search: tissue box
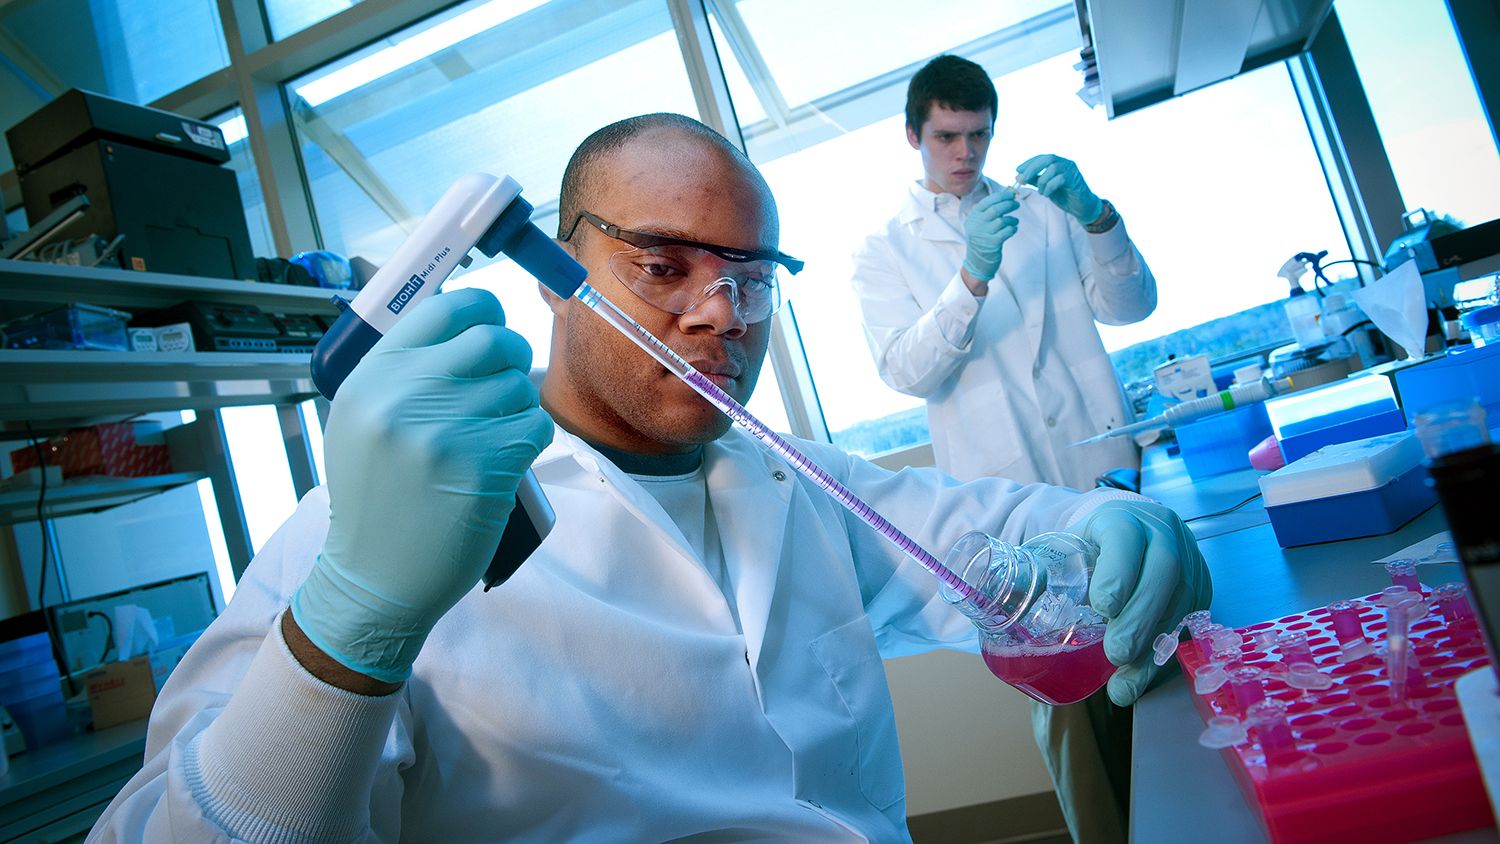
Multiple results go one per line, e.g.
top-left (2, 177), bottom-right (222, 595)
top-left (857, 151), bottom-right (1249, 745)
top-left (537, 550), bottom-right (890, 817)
top-left (85, 655), bottom-right (157, 730)
top-left (1260, 431), bottom-right (1437, 547)
top-left (9, 422), bottom-right (173, 478)
top-left (1393, 342), bottom-right (1500, 426)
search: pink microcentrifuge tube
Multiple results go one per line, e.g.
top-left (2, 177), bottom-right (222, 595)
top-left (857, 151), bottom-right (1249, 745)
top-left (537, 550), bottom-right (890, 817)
top-left (1384, 558), bottom-right (1421, 592)
top-left (1196, 623), bottom-right (1229, 660)
top-left (1227, 665), bottom-right (1266, 712)
top-left (1246, 699), bottom-right (1296, 754)
top-left (1434, 582), bottom-right (1474, 625)
top-left (1275, 629), bottom-right (1315, 667)
top-left (1327, 599), bottom-right (1374, 662)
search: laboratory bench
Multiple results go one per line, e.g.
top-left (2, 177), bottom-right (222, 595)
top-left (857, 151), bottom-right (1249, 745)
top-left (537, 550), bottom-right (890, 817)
top-left (1131, 444), bottom-right (1498, 843)
top-left (0, 718), bottom-right (146, 841)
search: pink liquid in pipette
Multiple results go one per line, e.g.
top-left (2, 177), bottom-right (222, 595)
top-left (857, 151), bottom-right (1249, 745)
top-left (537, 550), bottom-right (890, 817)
top-left (981, 629), bottom-right (1116, 705)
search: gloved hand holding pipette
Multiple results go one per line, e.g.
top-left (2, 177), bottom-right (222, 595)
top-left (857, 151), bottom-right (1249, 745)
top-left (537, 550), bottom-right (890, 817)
top-left (1015, 153), bottom-right (1105, 225)
top-left (292, 289), bottom-right (555, 683)
top-left (1078, 499), bottom-right (1213, 706)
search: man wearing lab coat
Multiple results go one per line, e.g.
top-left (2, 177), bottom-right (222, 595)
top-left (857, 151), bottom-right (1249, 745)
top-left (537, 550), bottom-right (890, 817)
top-left (89, 114), bottom-right (1206, 843)
top-left (852, 55), bottom-right (1156, 492)
top-left (851, 56), bottom-right (1159, 844)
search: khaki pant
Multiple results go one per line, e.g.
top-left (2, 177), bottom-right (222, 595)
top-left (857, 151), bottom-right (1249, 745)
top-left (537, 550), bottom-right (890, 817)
top-left (1031, 693), bottom-right (1132, 844)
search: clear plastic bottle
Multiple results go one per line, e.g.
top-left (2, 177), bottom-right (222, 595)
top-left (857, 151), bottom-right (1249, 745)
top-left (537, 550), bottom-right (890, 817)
top-left (940, 531), bottom-right (1114, 705)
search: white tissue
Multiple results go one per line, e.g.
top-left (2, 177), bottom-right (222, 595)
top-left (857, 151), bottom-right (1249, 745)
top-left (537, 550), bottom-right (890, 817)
top-left (1352, 261), bottom-right (1428, 360)
top-left (112, 604), bottom-right (160, 660)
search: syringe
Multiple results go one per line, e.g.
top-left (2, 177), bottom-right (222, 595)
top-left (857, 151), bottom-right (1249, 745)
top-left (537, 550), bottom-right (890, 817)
top-left (572, 281), bottom-right (994, 612)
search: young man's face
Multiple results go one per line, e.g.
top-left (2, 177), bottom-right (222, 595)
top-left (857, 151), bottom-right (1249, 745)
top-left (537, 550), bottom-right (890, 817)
top-left (543, 129), bottom-right (779, 454)
top-left (907, 104), bottom-right (995, 198)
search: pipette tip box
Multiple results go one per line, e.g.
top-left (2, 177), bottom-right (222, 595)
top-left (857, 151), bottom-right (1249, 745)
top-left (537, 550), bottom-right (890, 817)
top-left (1258, 432), bottom-right (1436, 548)
top-left (1177, 592), bottom-right (1494, 843)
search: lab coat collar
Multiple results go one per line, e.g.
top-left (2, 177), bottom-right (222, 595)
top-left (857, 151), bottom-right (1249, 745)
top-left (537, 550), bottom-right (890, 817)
top-left (898, 177), bottom-right (998, 244)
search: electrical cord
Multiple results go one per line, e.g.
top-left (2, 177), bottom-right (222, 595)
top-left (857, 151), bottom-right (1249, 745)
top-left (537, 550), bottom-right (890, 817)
top-left (1184, 491), bottom-right (1264, 523)
top-left (86, 610), bottom-right (114, 665)
top-left (24, 422), bottom-right (77, 695)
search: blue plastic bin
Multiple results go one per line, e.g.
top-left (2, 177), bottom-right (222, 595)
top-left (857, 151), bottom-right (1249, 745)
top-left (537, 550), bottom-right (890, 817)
top-left (1175, 403), bottom-right (1272, 479)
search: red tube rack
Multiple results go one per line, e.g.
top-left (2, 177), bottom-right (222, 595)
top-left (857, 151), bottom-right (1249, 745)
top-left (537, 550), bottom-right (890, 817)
top-left (1176, 592), bottom-right (1496, 843)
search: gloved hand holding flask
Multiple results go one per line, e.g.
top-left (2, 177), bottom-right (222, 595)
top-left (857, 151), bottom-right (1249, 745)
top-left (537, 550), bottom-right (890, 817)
top-left (292, 289), bottom-right (555, 683)
top-left (942, 499), bottom-right (1211, 707)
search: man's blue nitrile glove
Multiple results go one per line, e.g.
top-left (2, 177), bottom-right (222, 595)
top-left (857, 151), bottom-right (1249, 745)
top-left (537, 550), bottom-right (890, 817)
top-left (291, 288), bottom-right (554, 683)
top-left (1079, 500), bottom-right (1212, 706)
top-left (961, 189), bottom-right (1020, 283)
top-left (1016, 154), bottom-right (1104, 225)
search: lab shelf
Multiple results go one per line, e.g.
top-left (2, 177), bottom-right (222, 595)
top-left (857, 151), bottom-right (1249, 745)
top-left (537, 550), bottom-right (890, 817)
top-left (0, 258), bottom-right (345, 318)
top-left (0, 472), bottom-right (207, 525)
top-left (0, 349), bottom-right (318, 421)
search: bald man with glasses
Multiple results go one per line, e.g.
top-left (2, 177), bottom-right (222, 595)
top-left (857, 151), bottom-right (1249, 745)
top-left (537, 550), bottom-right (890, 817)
top-left (91, 113), bottom-right (1206, 844)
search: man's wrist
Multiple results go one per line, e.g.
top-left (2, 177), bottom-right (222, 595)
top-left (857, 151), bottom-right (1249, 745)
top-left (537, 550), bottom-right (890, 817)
top-left (283, 610), bottom-right (403, 696)
top-left (1083, 198), bottom-right (1119, 234)
top-left (960, 266), bottom-right (990, 296)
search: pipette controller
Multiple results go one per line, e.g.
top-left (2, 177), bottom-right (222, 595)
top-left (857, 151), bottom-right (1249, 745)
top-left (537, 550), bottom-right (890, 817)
top-left (1073, 375), bottom-right (1295, 447)
top-left (316, 174), bottom-right (994, 614)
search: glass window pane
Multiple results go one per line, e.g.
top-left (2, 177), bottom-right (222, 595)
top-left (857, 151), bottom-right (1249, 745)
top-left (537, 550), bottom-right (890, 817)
top-left (753, 51), bottom-right (1348, 455)
top-left (0, 0), bottom-right (228, 107)
top-left (264, 0), bottom-right (363, 41)
top-left (288, 0), bottom-right (699, 370)
top-left (1337, 0), bottom-right (1500, 226)
top-left (220, 406), bottom-right (298, 554)
top-left (709, 0), bottom-right (1063, 110)
top-left (210, 107), bottom-right (275, 259)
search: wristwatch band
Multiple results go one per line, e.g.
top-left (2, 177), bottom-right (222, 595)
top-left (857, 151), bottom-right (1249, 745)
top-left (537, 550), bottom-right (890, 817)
top-left (1083, 199), bottom-right (1119, 234)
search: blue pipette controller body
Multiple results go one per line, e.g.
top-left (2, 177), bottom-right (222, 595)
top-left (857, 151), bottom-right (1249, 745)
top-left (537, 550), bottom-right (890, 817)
top-left (312, 173), bottom-right (586, 590)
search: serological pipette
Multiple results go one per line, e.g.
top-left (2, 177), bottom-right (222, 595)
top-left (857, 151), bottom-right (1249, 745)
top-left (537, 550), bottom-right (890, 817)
top-left (572, 281), bottom-right (998, 615)
top-left (1073, 376), bottom-right (1295, 447)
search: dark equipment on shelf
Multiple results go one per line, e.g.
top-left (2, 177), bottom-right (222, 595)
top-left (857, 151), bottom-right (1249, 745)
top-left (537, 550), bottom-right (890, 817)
top-left (5, 89), bottom-right (255, 281)
top-left (134, 301), bottom-right (323, 353)
top-left (135, 301), bottom-right (279, 353)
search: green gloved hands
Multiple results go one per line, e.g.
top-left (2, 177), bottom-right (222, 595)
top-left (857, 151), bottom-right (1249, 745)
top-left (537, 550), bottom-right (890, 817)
top-left (1078, 500), bottom-right (1212, 706)
top-left (292, 288), bottom-right (554, 683)
top-left (1016, 154), bottom-right (1105, 225)
top-left (960, 190), bottom-right (1020, 282)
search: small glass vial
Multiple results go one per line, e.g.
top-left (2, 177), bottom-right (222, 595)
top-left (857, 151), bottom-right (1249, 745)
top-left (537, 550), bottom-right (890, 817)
top-left (942, 531), bottom-right (1114, 706)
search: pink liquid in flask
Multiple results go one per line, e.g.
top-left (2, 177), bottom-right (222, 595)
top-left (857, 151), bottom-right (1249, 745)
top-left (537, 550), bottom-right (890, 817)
top-left (981, 628), bottom-right (1116, 705)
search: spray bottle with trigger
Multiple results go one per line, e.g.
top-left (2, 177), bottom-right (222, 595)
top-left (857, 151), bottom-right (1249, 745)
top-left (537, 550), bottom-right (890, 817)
top-left (312, 174), bottom-right (586, 590)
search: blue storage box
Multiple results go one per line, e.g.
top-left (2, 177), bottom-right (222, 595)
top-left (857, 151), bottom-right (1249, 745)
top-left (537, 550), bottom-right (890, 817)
top-left (1259, 431), bottom-right (1437, 548)
top-left (1393, 342), bottom-right (1500, 426)
top-left (1175, 403), bottom-right (1272, 479)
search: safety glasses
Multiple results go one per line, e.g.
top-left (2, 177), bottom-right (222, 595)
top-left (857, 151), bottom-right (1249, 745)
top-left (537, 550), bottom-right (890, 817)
top-left (561, 211), bottom-right (803, 324)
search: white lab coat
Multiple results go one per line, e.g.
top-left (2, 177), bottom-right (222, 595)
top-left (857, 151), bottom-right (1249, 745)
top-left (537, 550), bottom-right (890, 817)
top-left (90, 426), bottom-right (1118, 843)
top-left (852, 180), bottom-right (1157, 491)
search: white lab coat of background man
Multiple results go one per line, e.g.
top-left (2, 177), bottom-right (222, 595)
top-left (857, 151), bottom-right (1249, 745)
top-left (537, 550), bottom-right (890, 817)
top-left (852, 56), bottom-right (1157, 492)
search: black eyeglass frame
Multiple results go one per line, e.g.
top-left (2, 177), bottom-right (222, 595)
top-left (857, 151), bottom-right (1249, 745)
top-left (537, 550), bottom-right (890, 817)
top-left (561, 210), bottom-right (804, 275)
